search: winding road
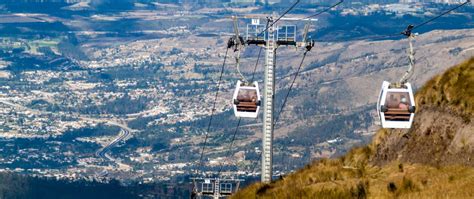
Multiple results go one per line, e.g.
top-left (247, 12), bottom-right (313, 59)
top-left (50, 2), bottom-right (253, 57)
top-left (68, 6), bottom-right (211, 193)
top-left (94, 128), bottom-right (131, 161)
top-left (0, 98), bottom-right (135, 167)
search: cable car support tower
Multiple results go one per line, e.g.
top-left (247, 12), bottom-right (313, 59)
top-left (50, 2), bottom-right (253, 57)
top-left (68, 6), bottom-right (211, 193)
top-left (231, 15), bottom-right (316, 183)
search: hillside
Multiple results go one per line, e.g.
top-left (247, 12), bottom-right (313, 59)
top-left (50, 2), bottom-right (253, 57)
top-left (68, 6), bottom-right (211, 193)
top-left (232, 57), bottom-right (474, 198)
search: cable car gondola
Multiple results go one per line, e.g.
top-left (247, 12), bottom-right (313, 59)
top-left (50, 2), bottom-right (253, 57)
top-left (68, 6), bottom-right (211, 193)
top-left (377, 25), bottom-right (417, 129)
top-left (377, 81), bottom-right (415, 129)
top-left (232, 80), bottom-right (261, 118)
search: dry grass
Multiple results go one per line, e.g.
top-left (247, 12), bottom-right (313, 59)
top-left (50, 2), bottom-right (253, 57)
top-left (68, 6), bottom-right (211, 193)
top-left (416, 57), bottom-right (474, 118)
top-left (232, 158), bottom-right (371, 199)
top-left (233, 150), bottom-right (474, 199)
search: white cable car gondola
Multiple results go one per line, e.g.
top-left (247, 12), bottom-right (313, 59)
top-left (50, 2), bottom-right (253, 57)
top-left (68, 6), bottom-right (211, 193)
top-left (377, 25), bottom-right (418, 129)
top-left (377, 81), bottom-right (416, 129)
top-left (232, 80), bottom-right (261, 118)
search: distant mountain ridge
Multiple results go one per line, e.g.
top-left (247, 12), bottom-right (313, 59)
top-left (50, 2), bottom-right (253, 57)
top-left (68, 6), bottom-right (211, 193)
top-left (232, 57), bottom-right (474, 198)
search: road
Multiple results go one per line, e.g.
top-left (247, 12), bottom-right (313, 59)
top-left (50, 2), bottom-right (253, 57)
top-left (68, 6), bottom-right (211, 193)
top-left (94, 127), bottom-right (132, 171)
top-left (94, 128), bottom-right (130, 160)
top-left (0, 98), bottom-right (135, 168)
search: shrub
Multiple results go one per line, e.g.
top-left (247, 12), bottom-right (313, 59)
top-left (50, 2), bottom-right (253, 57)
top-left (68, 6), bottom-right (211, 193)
top-left (387, 182), bottom-right (397, 193)
top-left (399, 177), bottom-right (419, 193)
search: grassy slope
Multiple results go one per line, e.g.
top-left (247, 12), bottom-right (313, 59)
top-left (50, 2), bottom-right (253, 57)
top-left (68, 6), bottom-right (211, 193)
top-left (232, 57), bottom-right (474, 199)
top-left (416, 56), bottom-right (474, 117)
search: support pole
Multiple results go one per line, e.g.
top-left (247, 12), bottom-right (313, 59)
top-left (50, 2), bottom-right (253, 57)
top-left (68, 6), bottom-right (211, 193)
top-left (237, 15), bottom-right (315, 183)
top-left (262, 17), bottom-right (276, 183)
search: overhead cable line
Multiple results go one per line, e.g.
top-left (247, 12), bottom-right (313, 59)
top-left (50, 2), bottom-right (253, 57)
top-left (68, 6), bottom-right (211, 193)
top-left (305, 0), bottom-right (344, 19)
top-left (273, 50), bottom-right (309, 129)
top-left (251, 47), bottom-right (263, 81)
top-left (411, 0), bottom-right (471, 32)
